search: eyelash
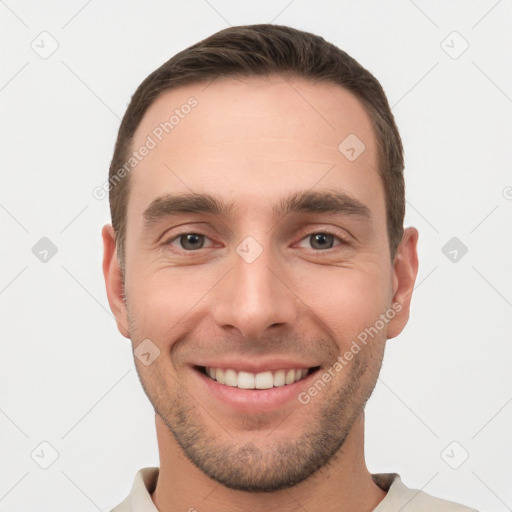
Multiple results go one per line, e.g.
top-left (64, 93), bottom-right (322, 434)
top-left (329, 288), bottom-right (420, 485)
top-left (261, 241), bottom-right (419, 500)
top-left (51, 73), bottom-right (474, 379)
top-left (162, 229), bottom-right (350, 253)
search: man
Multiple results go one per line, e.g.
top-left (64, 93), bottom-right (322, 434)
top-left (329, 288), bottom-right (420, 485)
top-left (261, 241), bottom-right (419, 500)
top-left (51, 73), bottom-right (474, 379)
top-left (102, 24), bottom-right (477, 512)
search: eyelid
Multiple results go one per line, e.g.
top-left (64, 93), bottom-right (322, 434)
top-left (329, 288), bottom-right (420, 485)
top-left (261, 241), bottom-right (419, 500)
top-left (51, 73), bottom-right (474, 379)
top-left (156, 222), bottom-right (212, 244)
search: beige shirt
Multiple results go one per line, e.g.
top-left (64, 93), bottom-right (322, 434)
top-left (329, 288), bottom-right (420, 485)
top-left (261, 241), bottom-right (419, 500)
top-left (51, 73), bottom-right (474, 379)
top-left (111, 467), bottom-right (478, 512)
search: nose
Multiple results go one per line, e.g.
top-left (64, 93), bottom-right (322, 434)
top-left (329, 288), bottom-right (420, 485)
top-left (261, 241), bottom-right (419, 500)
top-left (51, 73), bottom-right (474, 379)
top-left (210, 242), bottom-right (300, 340)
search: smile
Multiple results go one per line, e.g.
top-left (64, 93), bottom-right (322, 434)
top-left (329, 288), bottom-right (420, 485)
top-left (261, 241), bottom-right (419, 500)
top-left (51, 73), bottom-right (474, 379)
top-left (198, 366), bottom-right (319, 390)
top-left (192, 363), bottom-right (322, 413)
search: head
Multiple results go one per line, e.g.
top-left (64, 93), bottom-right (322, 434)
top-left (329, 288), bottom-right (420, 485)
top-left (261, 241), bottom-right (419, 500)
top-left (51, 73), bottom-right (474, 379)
top-left (103, 24), bottom-right (418, 492)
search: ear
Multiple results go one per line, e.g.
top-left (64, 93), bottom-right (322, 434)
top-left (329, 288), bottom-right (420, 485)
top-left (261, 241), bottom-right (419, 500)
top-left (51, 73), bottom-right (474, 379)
top-left (102, 224), bottom-right (130, 338)
top-left (387, 227), bottom-right (419, 339)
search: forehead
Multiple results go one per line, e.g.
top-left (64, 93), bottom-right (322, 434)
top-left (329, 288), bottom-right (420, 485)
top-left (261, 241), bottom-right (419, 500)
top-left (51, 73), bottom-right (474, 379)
top-left (128, 75), bottom-right (382, 221)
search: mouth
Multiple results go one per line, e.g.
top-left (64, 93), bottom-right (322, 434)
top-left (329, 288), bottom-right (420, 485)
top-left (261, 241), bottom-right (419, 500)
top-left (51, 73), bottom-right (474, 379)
top-left (191, 364), bottom-right (322, 413)
top-left (194, 365), bottom-right (321, 390)
top-left (189, 356), bottom-right (323, 416)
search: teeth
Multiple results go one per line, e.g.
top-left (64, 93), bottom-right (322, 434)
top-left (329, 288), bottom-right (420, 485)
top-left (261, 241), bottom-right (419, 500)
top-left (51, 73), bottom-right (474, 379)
top-left (255, 371), bottom-right (273, 389)
top-left (204, 367), bottom-right (311, 389)
top-left (273, 369), bottom-right (285, 387)
top-left (238, 371), bottom-right (255, 389)
top-left (224, 369), bottom-right (238, 387)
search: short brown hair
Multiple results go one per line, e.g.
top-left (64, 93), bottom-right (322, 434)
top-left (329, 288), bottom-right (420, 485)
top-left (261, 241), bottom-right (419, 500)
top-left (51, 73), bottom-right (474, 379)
top-left (108, 24), bottom-right (404, 266)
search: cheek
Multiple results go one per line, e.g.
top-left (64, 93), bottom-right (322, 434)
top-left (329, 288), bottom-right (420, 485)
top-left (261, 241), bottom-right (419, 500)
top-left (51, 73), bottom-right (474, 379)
top-left (291, 265), bottom-right (392, 342)
top-left (125, 268), bottom-right (219, 340)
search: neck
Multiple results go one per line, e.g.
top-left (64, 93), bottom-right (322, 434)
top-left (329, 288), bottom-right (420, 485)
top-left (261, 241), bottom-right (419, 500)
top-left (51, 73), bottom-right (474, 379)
top-left (151, 412), bottom-right (386, 512)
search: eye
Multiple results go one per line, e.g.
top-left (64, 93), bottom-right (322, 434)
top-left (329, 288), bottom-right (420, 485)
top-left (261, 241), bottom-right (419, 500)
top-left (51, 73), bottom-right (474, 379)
top-left (162, 230), bottom-right (349, 254)
top-left (165, 233), bottom-right (215, 251)
top-left (296, 231), bottom-right (348, 251)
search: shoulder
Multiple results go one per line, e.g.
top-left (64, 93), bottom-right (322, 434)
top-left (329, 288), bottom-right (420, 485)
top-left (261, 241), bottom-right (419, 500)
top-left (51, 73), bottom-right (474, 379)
top-left (372, 473), bottom-right (479, 512)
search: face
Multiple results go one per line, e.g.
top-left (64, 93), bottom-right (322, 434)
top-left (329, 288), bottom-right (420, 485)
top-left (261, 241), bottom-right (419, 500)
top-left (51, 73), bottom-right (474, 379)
top-left (103, 76), bottom-right (418, 492)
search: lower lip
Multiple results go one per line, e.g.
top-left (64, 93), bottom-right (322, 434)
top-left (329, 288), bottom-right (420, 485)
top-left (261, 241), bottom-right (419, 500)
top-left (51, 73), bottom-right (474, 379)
top-left (192, 367), bottom-right (320, 413)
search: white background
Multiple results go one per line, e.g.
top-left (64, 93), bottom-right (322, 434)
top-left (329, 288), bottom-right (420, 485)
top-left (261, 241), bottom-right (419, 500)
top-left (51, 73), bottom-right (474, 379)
top-left (1, 1), bottom-right (511, 511)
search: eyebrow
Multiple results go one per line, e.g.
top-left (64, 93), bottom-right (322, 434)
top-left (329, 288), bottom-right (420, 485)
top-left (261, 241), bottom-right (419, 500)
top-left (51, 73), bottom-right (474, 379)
top-left (142, 189), bottom-right (371, 228)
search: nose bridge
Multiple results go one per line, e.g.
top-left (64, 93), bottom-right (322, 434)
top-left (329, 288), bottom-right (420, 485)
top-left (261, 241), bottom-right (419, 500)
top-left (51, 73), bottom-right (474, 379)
top-left (210, 236), bottom-right (298, 339)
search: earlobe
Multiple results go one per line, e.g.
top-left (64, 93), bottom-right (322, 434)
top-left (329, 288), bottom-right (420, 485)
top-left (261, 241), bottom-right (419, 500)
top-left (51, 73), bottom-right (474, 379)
top-left (102, 224), bottom-right (130, 338)
top-left (387, 227), bottom-right (419, 339)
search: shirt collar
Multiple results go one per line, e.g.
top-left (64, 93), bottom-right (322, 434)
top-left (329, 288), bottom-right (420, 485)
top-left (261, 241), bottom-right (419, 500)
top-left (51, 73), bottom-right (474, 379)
top-left (112, 467), bottom-right (159, 512)
top-left (112, 468), bottom-right (405, 512)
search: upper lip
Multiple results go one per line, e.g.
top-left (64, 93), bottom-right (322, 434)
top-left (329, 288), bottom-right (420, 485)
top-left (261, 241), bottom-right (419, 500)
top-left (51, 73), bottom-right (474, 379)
top-left (192, 359), bottom-right (320, 374)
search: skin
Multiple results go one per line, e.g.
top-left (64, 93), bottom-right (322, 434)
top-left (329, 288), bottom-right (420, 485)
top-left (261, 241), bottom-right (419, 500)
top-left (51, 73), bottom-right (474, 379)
top-left (103, 75), bottom-right (419, 512)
